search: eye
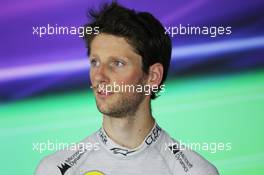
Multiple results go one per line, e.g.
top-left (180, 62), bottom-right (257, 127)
top-left (90, 59), bottom-right (99, 67)
top-left (111, 60), bottom-right (125, 67)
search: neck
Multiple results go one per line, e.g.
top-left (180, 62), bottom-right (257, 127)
top-left (102, 99), bottom-right (155, 149)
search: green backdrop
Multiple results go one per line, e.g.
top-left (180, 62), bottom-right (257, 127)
top-left (1, 70), bottom-right (264, 174)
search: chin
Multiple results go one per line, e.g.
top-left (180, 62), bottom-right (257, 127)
top-left (96, 100), bottom-right (111, 114)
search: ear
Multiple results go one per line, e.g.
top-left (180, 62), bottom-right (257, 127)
top-left (147, 63), bottom-right (164, 87)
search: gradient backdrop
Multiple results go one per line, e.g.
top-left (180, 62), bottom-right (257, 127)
top-left (0, 0), bottom-right (264, 174)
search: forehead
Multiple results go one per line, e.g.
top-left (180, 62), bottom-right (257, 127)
top-left (90, 33), bottom-right (139, 59)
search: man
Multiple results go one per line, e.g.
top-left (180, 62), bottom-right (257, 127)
top-left (35, 2), bottom-right (219, 175)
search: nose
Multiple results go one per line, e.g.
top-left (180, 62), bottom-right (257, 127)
top-left (91, 64), bottom-right (109, 84)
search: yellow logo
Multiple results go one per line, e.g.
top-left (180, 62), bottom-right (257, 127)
top-left (83, 171), bottom-right (105, 175)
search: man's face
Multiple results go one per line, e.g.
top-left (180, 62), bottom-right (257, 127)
top-left (89, 33), bottom-right (148, 118)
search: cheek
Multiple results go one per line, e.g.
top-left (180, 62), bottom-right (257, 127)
top-left (89, 70), bottom-right (96, 82)
top-left (113, 70), bottom-right (143, 85)
top-left (89, 71), bottom-right (93, 83)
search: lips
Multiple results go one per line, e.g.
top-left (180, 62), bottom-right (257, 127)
top-left (97, 91), bottom-right (113, 95)
top-left (96, 88), bottom-right (114, 98)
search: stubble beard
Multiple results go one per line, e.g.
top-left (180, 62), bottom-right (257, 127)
top-left (95, 77), bottom-right (147, 118)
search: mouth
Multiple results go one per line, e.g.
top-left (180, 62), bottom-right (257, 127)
top-left (96, 89), bottom-right (114, 98)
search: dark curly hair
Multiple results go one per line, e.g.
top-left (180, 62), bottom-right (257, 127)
top-left (83, 1), bottom-right (171, 99)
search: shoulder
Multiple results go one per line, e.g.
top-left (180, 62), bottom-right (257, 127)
top-left (35, 132), bottom-right (99, 175)
top-left (156, 130), bottom-right (219, 175)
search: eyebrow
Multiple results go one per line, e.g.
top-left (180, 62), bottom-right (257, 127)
top-left (89, 54), bottom-right (130, 61)
top-left (89, 53), bottom-right (99, 59)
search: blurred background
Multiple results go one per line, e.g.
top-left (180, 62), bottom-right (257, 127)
top-left (0, 0), bottom-right (264, 174)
